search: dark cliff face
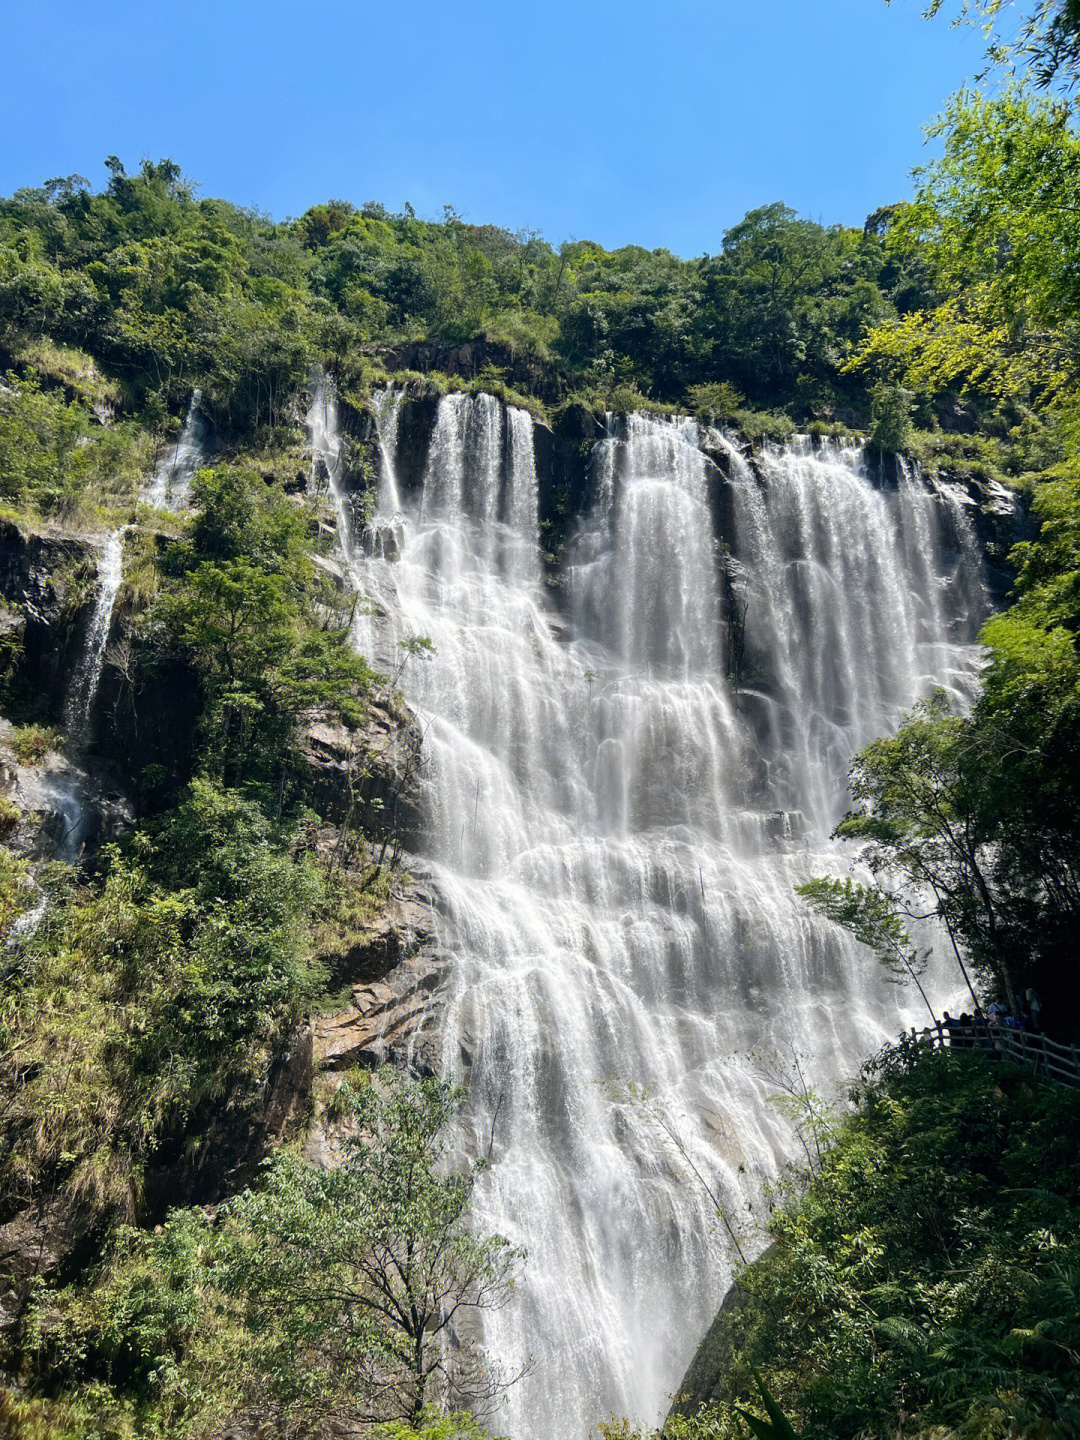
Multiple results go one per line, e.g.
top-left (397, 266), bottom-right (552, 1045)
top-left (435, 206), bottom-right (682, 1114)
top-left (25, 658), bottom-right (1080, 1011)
top-left (0, 520), bottom-right (96, 723)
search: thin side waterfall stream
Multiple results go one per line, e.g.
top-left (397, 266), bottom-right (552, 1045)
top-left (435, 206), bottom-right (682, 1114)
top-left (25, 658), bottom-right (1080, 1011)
top-left (28, 524), bottom-right (133, 871)
top-left (321, 388), bottom-right (988, 1437)
top-left (147, 388), bottom-right (209, 510)
top-left (64, 526), bottom-right (128, 753)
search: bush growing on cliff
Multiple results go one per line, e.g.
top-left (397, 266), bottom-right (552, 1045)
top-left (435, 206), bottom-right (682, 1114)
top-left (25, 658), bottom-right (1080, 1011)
top-left (144, 463), bottom-right (376, 795)
top-left (0, 372), bottom-right (148, 517)
top-left (866, 381), bottom-right (913, 453)
top-left (0, 783), bottom-right (324, 1229)
top-left (25, 1077), bottom-right (520, 1439)
top-left (10, 723), bottom-right (60, 764)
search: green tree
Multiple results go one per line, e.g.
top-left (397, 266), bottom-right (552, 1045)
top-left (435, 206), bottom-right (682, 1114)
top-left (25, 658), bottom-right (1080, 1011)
top-left (851, 90), bottom-right (1080, 416)
top-left (218, 1076), bottom-right (524, 1427)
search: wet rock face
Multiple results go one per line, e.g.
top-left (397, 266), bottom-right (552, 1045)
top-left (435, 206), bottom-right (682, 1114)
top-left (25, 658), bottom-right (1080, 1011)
top-left (313, 874), bottom-right (448, 1079)
top-left (0, 720), bottom-right (133, 862)
top-left (0, 521), bottom-right (95, 720)
top-left (666, 1244), bottom-right (780, 1419)
top-left (0, 521), bottom-right (91, 625)
top-left (297, 698), bottom-right (425, 849)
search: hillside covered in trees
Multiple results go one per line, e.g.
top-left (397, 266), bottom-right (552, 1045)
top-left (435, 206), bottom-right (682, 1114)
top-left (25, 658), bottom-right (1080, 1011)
top-left (0, 0), bottom-right (1079, 1436)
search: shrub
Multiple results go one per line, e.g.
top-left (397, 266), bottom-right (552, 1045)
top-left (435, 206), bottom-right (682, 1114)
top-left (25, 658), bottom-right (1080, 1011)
top-left (11, 723), bottom-right (60, 764)
top-left (0, 793), bottom-right (21, 837)
top-left (867, 382), bottom-right (913, 453)
top-left (687, 381), bottom-right (746, 425)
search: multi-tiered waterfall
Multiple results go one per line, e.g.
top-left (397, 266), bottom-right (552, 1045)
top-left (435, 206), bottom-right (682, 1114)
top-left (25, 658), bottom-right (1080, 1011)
top-left (334, 391), bottom-right (987, 1438)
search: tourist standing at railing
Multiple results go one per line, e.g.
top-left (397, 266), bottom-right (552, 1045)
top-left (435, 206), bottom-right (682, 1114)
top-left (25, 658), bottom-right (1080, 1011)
top-left (1026, 988), bottom-right (1043, 1033)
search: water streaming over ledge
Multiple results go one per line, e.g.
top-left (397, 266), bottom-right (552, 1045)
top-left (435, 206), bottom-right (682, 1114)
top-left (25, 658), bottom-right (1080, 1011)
top-left (326, 390), bottom-right (988, 1437)
top-left (147, 388), bottom-right (209, 510)
top-left (64, 526), bottom-right (128, 752)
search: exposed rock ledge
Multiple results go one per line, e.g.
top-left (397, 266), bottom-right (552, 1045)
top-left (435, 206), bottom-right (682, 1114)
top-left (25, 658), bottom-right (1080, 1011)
top-left (316, 871), bottom-right (446, 1066)
top-left (297, 699), bottom-right (425, 849)
top-left (668, 1242), bottom-right (780, 1419)
top-left (306, 869), bottom-right (451, 1169)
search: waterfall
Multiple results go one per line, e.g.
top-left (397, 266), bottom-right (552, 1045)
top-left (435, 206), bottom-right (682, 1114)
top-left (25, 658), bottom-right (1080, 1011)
top-left (64, 526), bottom-right (127, 752)
top-left (340, 395), bottom-right (988, 1437)
top-left (724, 434), bottom-right (986, 833)
top-left (372, 382), bottom-right (405, 514)
top-left (7, 889), bottom-right (48, 946)
top-left (147, 388), bottom-right (208, 510)
top-left (306, 376), bottom-right (370, 587)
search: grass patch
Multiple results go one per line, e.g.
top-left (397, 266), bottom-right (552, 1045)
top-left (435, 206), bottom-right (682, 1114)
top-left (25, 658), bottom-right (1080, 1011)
top-left (11, 724), bottom-right (61, 764)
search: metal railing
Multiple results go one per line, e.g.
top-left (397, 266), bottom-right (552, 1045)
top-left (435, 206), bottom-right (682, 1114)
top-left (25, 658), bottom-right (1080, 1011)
top-left (907, 1020), bottom-right (1080, 1090)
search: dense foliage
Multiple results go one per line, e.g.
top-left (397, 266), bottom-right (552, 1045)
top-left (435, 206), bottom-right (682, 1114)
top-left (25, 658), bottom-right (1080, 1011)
top-left (21, 1077), bottom-right (518, 1439)
top-left (0, 158), bottom-right (936, 439)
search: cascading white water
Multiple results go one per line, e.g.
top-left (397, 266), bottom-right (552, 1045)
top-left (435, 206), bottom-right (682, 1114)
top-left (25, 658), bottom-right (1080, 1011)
top-left (147, 388), bottom-right (208, 510)
top-left (306, 378), bottom-right (370, 585)
top-left (7, 889), bottom-right (48, 946)
top-left (722, 433), bottom-right (986, 833)
top-left (372, 383), bottom-right (405, 514)
top-left (334, 395), bottom-right (987, 1437)
top-left (64, 526), bottom-right (127, 751)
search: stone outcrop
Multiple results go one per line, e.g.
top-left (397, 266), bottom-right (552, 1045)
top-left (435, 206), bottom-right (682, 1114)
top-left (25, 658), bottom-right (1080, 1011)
top-left (0, 519), bottom-right (96, 719)
top-left (0, 720), bottom-right (133, 862)
top-left (667, 1243), bottom-right (780, 1419)
top-left (313, 874), bottom-right (447, 1078)
top-left (297, 698), bottom-right (425, 848)
top-left (305, 869), bottom-right (451, 1170)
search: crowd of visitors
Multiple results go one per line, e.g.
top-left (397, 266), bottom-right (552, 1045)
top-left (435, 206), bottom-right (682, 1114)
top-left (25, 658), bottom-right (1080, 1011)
top-left (902, 989), bottom-right (1080, 1077)
top-left (939, 990), bottom-right (1044, 1049)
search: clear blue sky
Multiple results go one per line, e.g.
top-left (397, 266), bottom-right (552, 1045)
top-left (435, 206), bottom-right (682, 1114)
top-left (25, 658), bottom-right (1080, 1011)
top-left (0, 0), bottom-right (990, 256)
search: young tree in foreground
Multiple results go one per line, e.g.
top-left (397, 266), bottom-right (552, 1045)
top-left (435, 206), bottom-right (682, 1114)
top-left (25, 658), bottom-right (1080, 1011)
top-left (30, 1075), bottom-right (523, 1437)
top-left (218, 1074), bottom-right (525, 1429)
